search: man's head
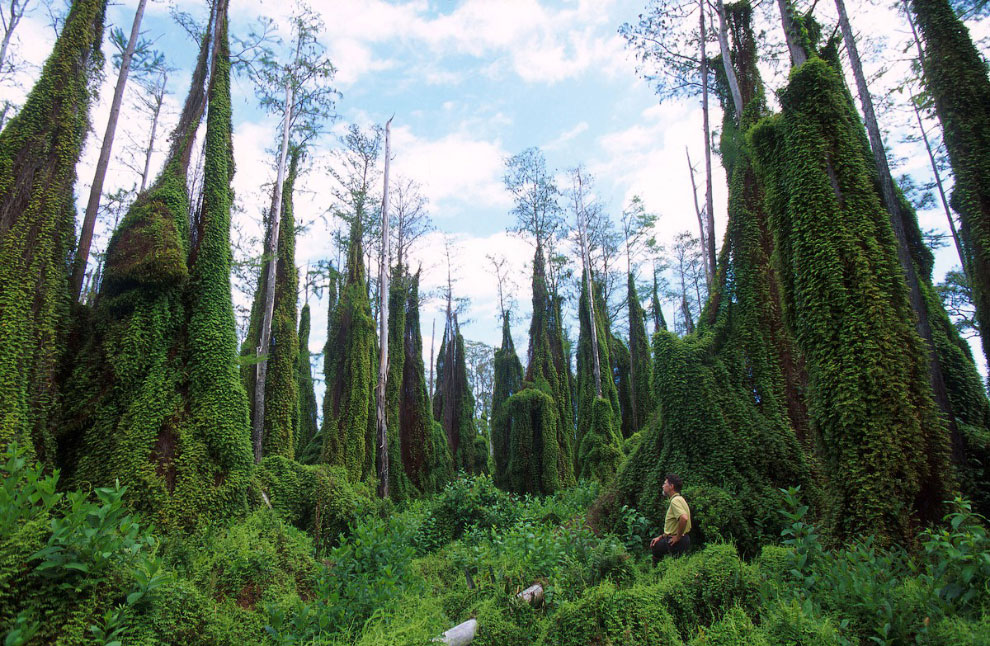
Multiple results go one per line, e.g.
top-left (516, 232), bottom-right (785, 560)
top-left (662, 474), bottom-right (682, 497)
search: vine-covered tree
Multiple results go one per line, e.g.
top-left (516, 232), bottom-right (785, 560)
top-left (295, 302), bottom-right (319, 457)
top-left (433, 313), bottom-right (486, 475)
top-left (491, 314), bottom-right (523, 489)
top-left (62, 3), bottom-right (255, 529)
top-left (241, 148), bottom-right (301, 460)
top-left (0, 0), bottom-right (106, 460)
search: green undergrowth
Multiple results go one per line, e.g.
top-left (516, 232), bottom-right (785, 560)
top-left (3, 451), bottom-right (989, 645)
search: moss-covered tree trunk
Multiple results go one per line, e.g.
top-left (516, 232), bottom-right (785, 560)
top-left (751, 58), bottom-right (951, 544)
top-left (575, 279), bottom-right (622, 481)
top-left (295, 302), bottom-right (319, 458)
top-left (399, 273), bottom-right (452, 493)
top-left (627, 274), bottom-right (655, 433)
top-left (491, 315), bottom-right (522, 489)
top-left (61, 5), bottom-right (254, 530)
top-left (383, 269), bottom-right (415, 501)
top-left (241, 149), bottom-right (300, 460)
top-left (0, 0), bottom-right (106, 461)
top-left (433, 314), bottom-right (485, 474)
top-left (321, 213), bottom-right (377, 481)
top-left (911, 0), bottom-right (990, 370)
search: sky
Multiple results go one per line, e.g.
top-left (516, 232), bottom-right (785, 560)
top-left (3, 0), bottom-right (988, 398)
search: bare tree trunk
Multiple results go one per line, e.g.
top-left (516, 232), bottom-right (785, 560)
top-left (836, 0), bottom-right (962, 463)
top-left (715, 0), bottom-right (743, 123)
top-left (140, 85), bottom-right (164, 193)
top-left (71, 0), bottom-right (148, 299)
top-left (686, 147), bottom-right (711, 287)
top-left (700, 0), bottom-right (717, 283)
top-left (582, 233), bottom-right (602, 398)
top-left (913, 100), bottom-right (967, 276)
top-left (376, 117), bottom-right (392, 499)
top-left (252, 78), bottom-right (294, 464)
top-left (777, 0), bottom-right (808, 66)
top-left (0, 0), bottom-right (29, 73)
top-left (429, 317), bottom-right (436, 398)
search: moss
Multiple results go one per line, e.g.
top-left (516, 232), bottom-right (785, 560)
top-left (0, 0), bottom-right (106, 461)
top-left (491, 315), bottom-right (523, 489)
top-left (751, 58), bottom-right (951, 543)
top-left (321, 209), bottom-right (377, 481)
top-left (539, 580), bottom-right (681, 645)
top-left (295, 303), bottom-right (319, 457)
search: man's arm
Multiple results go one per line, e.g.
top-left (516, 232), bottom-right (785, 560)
top-left (669, 514), bottom-right (688, 545)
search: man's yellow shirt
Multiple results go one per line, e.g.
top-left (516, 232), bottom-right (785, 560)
top-left (664, 493), bottom-right (691, 535)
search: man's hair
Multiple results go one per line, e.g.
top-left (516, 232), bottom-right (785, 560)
top-left (664, 473), bottom-right (682, 492)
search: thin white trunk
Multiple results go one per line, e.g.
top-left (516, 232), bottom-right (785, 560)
top-left (686, 147), bottom-right (711, 288)
top-left (252, 78), bottom-right (294, 463)
top-left (0, 0), bottom-right (28, 73)
top-left (715, 0), bottom-right (744, 122)
top-left (376, 117), bottom-right (392, 499)
top-left (140, 88), bottom-right (164, 193)
top-left (700, 0), bottom-right (716, 283)
top-left (71, 0), bottom-right (148, 299)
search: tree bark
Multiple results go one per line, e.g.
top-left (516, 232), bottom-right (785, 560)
top-left (700, 0), bottom-right (717, 283)
top-left (376, 117), bottom-right (392, 499)
top-left (139, 86), bottom-right (164, 193)
top-left (686, 147), bottom-right (711, 288)
top-left (429, 317), bottom-right (436, 398)
top-left (777, 0), bottom-right (808, 66)
top-left (252, 78), bottom-right (294, 463)
top-left (71, 0), bottom-right (148, 300)
top-left (715, 0), bottom-right (743, 123)
top-left (836, 0), bottom-right (962, 463)
top-left (913, 100), bottom-right (967, 277)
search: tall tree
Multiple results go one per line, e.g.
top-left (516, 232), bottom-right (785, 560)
top-left (433, 314), bottom-right (485, 474)
top-left (241, 149), bottom-right (301, 460)
top-left (320, 188), bottom-right (377, 481)
top-left (375, 117), bottom-right (392, 498)
top-left (910, 0), bottom-right (990, 370)
top-left (63, 3), bottom-right (255, 529)
top-left (71, 0), bottom-right (147, 300)
top-left (295, 302), bottom-right (318, 458)
top-left (491, 314), bottom-right (523, 489)
top-left (0, 0), bottom-right (106, 459)
top-left (249, 5), bottom-right (336, 462)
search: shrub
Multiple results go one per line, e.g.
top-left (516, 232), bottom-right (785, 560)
top-left (921, 496), bottom-right (990, 615)
top-left (414, 475), bottom-right (517, 552)
top-left (687, 606), bottom-right (768, 645)
top-left (757, 599), bottom-right (844, 646)
top-left (539, 580), bottom-right (681, 646)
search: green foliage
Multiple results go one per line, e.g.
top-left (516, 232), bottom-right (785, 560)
top-left (539, 580), bottom-right (681, 645)
top-left (0, 0), bottom-right (106, 462)
top-left (321, 206), bottom-right (377, 481)
top-left (751, 57), bottom-right (951, 543)
top-left (253, 455), bottom-right (372, 552)
top-left (294, 303), bottom-right (319, 458)
top-left (524, 245), bottom-right (575, 488)
top-left (60, 13), bottom-right (253, 531)
top-left (688, 606), bottom-right (767, 645)
top-left (575, 279), bottom-right (623, 482)
top-left (921, 497), bottom-right (990, 613)
top-left (381, 271), bottom-right (415, 502)
top-left (626, 274), bottom-right (655, 435)
top-left (500, 385), bottom-right (564, 495)
top-left (433, 316), bottom-right (485, 474)
top-left (491, 315), bottom-right (523, 489)
top-left (241, 149), bottom-right (301, 460)
top-left (397, 274), bottom-right (453, 495)
top-left (413, 474), bottom-right (518, 552)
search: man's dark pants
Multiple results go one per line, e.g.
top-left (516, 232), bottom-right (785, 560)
top-left (652, 534), bottom-right (691, 564)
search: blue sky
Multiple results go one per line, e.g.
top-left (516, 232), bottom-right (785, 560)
top-left (4, 0), bottom-right (987, 391)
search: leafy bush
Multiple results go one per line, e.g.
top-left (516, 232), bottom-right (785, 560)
top-left (414, 475), bottom-right (518, 552)
top-left (921, 496), bottom-right (990, 614)
top-left (539, 580), bottom-right (681, 645)
top-left (687, 605), bottom-right (768, 645)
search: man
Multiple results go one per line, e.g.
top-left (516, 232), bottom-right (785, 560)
top-left (650, 473), bottom-right (691, 564)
